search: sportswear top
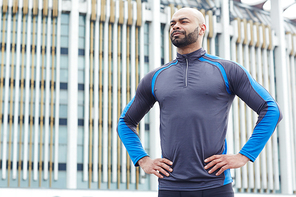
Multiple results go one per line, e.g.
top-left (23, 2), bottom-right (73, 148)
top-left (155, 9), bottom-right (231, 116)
top-left (117, 48), bottom-right (282, 191)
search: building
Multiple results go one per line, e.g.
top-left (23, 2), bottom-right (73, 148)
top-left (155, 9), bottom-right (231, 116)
top-left (0, 0), bottom-right (296, 196)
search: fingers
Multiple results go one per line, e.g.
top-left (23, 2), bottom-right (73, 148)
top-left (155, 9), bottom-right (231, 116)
top-left (141, 158), bottom-right (173, 179)
top-left (157, 158), bottom-right (173, 173)
top-left (161, 158), bottom-right (173, 166)
top-left (204, 155), bottom-right (229, 176)
top-left (152, 158), bottom-right (173, 178)
top-left (204, 155), bottom-right (222, 170)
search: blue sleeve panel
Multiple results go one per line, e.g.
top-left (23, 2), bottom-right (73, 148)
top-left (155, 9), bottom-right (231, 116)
top-left (117, 97), bottom-right (149, 166)
top-left (222, 140), bottom-right (233, 185)
top-left (117, 66), bottom-right (160, 166)
top-left (203, 54), bottom-right (283, 162)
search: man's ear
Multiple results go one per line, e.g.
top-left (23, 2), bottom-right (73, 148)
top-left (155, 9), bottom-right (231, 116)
top-left (199, 24), bottom-right (206, 36)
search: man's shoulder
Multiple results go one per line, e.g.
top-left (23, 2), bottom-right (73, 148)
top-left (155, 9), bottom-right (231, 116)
top-left (146, 59), bottom-right (178, 77)
top-left (202, 53), bottom-right (234, 65)
top-left (139, 60), bottom-right (177, 87)
top-left (201, 53), bottom-right (243, 72)
top-left (159, 59), bottom-right (178, 70)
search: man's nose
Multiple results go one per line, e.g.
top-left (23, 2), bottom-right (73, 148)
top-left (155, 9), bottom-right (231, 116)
top-left (172, 23), bottom-right (180, 30)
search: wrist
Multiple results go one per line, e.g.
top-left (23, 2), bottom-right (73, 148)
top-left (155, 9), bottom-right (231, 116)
top-left (238, 153), bottom-right (250, 163)
top-left (138, 156), bottom-right (149, 167)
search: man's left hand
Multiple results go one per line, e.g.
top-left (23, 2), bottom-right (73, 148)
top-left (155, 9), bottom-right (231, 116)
top-left (204, 154), bottom-right (250, 176)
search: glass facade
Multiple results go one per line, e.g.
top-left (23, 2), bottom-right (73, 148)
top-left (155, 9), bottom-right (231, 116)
top-left (0, 4), bottom-right (70, 188)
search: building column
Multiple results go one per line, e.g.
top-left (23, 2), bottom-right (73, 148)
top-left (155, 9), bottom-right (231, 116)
top-left (148, 0), bottom-right (161, 191)
top-left (67, 0), bottom-right (79, 189)
top-left (270, 0), bottom-right (293, 194)
top-left (219, 0), bottom-right (230, 60)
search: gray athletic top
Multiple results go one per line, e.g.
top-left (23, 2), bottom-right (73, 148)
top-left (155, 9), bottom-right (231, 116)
top-left (117, 48), bottom-right (282, 191)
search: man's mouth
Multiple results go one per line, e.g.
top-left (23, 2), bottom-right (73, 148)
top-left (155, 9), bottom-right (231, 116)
top-left (171, 31), bottom-right (184, 37)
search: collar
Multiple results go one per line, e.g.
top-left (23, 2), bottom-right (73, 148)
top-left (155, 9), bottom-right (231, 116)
top-left (176, 48), bottom-right (206, 63)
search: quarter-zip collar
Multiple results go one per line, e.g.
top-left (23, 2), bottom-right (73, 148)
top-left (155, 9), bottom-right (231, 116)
top-left (176, 48), bottom-right (206, 87)
top-left (176, 48), bottom-right (206, 64)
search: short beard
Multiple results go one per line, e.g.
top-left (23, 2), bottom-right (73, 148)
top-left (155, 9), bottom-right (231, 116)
top-left (171, 27), bottom-right (199, 48)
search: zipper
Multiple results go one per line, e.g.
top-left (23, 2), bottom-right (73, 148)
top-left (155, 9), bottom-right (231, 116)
top-left (185, 58), bottom-right (189, 87)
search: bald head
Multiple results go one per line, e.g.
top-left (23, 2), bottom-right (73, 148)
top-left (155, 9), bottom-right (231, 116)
top-left (172, 8), bottom-right (205, 26)
top-left (169, 7), bottom-right (207, 54)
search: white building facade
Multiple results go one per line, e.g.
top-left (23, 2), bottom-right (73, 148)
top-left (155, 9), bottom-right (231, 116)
top-left (0, 0), bottom-right (296, 196)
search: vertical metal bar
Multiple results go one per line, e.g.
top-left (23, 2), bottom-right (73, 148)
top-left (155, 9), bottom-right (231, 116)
top-left (257, 24), bottom-right (268, 191)
top-left (244, 46), bottom-right (254, 192)
top-left (230, 19), bottom-right (239, 190)
top-left (108, 23), bottom-right (112, 189)
top-left (121, 1), bottom-right (128, 184)
top-left (28, 15), bottom-right (37, 187)
top-left (0, 13), bottom-right (6, 181)
top-left (163, 6), bottom-right (170, 64)
top-left (117, 0), bottom-right (124, 189)
top-left (83, 9), bottom-right (90, 184)
top-left (18, 12), bottom-right (27, 187)
top-left (139, 3), bottom-right (145, 183)
top-left (49, 17), bottom-right (56, 188)
top-left (2, 3), bottom-right (12, 180)
top-left (169, 4), bottom-right (174, 61)
top-left (13, 0), bottom-right (22, 181)
top-left (34, 2), bottom-right (42, 182)
top-left (102, 0), bottom-right (110, 185)
top-left (39, 15), bottom-right (46, 187)
top-left (249, 45), bottom-right (256, 191)
top-left (112, 0), bottom-right (119, 184)
top-left (109, 0), bottom-right (116, 183)
top-left (44, 5), bottom-right (52, 182)
top-left (233, 19), bottom-right (241, 191)
top-left (90, 0), bottom-right (97, 182)
top-left (54, 0), bottom-right (62, 181)
top-left (262, 26), bottom-right (274, 192)
top-left (85, 0), bottom-right (91, 187)
top-left (98, 22), bottom-right (103, 189)
top-left (238, 37), bottom-right (248, 191)
top-left (67, 0), bottom-right (79, 188)
top-left (252, 22), bottom-right (261, 191)
top-left (44, 1), bottom-right (52, 180)
top-left (135, 26), bottom-right (139, 190)
top-left (139, 49), bottom-right (145, 178)
top-left (23, 2), bottom-right (32, 180)
top-left (130, 2), bottom-right (136, 185)
top-left (268, 48), bottom-right (280, 191)
top-left (93, 13), bottom-right (99, 183)
top-left (126, 24), bottom-right (130, 190)
top-left (7, 13), bottom-right (17, 187)
top-left (207, 10), bottom-right (216, 56)
top-left (89, 20), bottom-right (94, 189)
top-left (290, 37), bottom-right (296, 192)
top-left (286, 51), bottom-right (295, 193)
top-left (289, 53), bottom-right (296, 193)
top-left (203, 13), bottom-right (209, 52)
top-left (117, 24), bottom-right (122, 189)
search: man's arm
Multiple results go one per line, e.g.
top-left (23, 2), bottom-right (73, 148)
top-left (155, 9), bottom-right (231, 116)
top-left (117, 70), bottom-right (173, 177)
top-left (205, 61), bottom-right (282, 175)
top-left (117, 73), bottom-right (155, 166)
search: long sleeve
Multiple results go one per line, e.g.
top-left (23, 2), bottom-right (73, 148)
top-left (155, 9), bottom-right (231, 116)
top-left (227, 61), bottom-right (282, 162)
top-left (117, 70), bottom-right (157, 166)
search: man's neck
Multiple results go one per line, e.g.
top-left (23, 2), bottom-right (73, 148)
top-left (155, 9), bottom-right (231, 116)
top-left (177, 43), bottom-right (202, 55)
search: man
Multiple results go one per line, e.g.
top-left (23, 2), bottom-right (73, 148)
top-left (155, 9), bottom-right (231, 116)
top-left (117, 8), bottom-right (282, 197)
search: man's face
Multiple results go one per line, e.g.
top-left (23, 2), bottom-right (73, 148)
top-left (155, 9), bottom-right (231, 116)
top-left (170, 11), bottom-right (200, 48)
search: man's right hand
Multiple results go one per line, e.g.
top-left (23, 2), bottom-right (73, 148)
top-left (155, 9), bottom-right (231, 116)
top-left (137, 156), bottom-right (173, 178)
